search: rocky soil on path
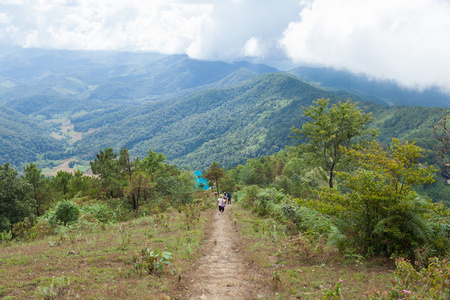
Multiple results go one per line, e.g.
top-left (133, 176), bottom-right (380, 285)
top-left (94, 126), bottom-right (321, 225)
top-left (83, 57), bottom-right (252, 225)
top-left (185, 204), bottom-right (264, 300)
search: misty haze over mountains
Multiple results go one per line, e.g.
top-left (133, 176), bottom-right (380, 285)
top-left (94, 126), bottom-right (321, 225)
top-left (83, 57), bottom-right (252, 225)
top-left (0, 46), bottom-right (449, 107)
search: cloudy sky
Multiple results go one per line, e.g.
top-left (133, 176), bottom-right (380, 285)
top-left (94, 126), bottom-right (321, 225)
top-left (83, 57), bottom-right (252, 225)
top-left (0, 0), bottom-right (450, 93)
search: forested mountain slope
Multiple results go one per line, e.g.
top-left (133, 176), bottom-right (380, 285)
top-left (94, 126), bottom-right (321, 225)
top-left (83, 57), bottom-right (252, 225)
top-left (0, 48), bottom-right (448, 178)
top-left (373, 106), bottom-right (447, 175)
top-left (70, 73), bottom-right (376, 170)
top-left (290, 66), bottom-right (450, 107)
top-left (0, 106), bottom-right (65, 166)
top-left (85, 56), bottom-right (277, 101)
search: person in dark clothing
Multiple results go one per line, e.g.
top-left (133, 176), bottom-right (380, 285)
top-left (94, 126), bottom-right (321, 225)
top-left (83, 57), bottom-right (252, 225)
top-left (227, 192), bottom-right (231, 204)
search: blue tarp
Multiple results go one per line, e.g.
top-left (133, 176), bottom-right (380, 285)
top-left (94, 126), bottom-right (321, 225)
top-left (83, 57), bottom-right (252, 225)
top-left (193, 170), bottom-right (210, 190)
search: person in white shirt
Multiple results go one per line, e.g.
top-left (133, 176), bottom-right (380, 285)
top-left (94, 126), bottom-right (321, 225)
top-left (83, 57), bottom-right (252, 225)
top-left (217, 196), bottom-right (225, 215)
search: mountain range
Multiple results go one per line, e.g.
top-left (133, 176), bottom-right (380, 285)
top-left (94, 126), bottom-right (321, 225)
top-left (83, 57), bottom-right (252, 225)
top-left (0, 47), bottom-right (448, 173)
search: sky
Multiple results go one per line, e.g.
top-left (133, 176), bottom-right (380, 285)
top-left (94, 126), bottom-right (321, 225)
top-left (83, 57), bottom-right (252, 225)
top-left (0, 0), bottom-right (450, 93)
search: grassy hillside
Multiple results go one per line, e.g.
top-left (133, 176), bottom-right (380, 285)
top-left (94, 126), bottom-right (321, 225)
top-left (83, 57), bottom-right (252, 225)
top-left (0, 195), bottom-right (213, 299)
top-left (0, 194), bottom-right (396, 299)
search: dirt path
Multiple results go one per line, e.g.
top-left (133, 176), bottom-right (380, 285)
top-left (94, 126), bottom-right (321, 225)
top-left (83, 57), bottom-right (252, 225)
top-left (186, 203), bottom-right (261, 300)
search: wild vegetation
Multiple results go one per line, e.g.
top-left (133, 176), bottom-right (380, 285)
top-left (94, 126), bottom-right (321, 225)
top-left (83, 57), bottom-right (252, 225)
top-left (212, 100), bottom-right (450, 298)
top-left (0, 194), bottom-right (212, 299)
top-left (0, 144), bottom-right (214, 298)
top-left (1, 119), bottom-right (449, 299)
top-left (1, 54), bottom-right (450, 298)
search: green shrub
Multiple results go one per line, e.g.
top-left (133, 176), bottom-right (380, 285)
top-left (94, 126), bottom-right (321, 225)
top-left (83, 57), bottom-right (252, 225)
top-left (0, 230), bottom-right (12, 246)
top-left (29, 218), bottom-right (53, 239)
top-left (322, 280), bottom-right (344, 299)
top-left (132, 248), bottom-right (172, 275)
top-left (52, 200), bottom-right (80, 226)
top-left (181, 203), bottom-right (201, 230)
top-left (256, 192), bottom-right (273, 216)
top-left (11, 217), bottom-right (33, 240)
top-left (233, 190), bottom-right (245, 204)
top-left (107, 198), bottom-right (134, 222)
top-left (0, 217), bottom-right (11, 234)
top-left (81, 203), bottom-right (116, 223)
top-left (281, 203), bottom-right (302, 232)
top-left (238, 185), bottom-right (260, 208)
top-left (280, 204), bottom-right (347, 251)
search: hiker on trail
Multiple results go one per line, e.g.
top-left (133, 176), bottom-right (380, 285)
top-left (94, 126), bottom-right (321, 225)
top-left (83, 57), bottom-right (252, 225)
top-left (217, 196), bottom-right (225, 215)
top-left (227, 192), bottom-right (231, 204)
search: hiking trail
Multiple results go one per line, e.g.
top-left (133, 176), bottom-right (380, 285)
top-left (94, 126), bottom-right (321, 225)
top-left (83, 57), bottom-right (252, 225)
top-left (186, 203), bottom-right (262, 300)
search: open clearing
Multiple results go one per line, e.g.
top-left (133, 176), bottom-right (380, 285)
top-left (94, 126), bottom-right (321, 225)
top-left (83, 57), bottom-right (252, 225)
top-left (0, 194), bottom-right (392, 299)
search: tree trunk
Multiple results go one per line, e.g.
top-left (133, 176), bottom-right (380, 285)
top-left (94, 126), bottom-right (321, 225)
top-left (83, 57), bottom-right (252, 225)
top-left (329, 164), bottom-right (335, 188)
top-left (126, 146), bottom-right (132, 180)
top-left (36, 198), bottom-right (40, 217)
top-left (136, 186), bottom-right (141, 212)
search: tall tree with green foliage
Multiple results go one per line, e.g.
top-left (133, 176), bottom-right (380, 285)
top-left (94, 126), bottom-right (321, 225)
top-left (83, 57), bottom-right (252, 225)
top-left (67, 169), bottom-right (94, 198)
top-left (0, 163), bottom-right (35, 232)
top-left (53, 170), bottom-right (73, 196)
top-left (90, 148), bottom-right (118, 176)
top-left (290, 98), bottom-right (377, 188)
top-left (124, 149), bottom-right (168, 210)
top-left (22, 163), bottom-right (51, 216)
top-left (138, 148), bottom-right (166, 175)
top-left (119, 147), bottom-right (133, 180)
top-left (90, 148), bottom-right (127, 198)
top-left (239, 157), bottom-right (275, 186)
top-left (203, 162), bottom-right (225, 193)
top-left (124, 171), bottom-right (153, 212)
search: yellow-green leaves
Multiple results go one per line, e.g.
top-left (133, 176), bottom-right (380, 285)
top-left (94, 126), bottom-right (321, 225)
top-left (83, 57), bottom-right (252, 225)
top-left (346, 139), bottom-right (436, 196)
top-left (302, 139), bottom-right (446, 257)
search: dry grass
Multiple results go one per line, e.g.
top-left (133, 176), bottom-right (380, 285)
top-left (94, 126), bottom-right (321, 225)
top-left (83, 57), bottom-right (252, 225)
top-left (0, 197), bottom-right (395, 299)
top-left (0, 207), bottom-right (212, 299)
top-left (231, 205), bottom-right (394, 299)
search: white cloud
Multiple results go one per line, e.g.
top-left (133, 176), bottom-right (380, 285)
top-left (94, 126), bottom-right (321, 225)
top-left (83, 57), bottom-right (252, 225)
top-left (280, 0), bottom-right (450, 92)
top-left (244, 37), bottom-right (261, 57)
top-left (0, 0), bottom-right (299, 55)
top-left (182, 0), bottom-right (301, 61)
top-left (0, 13), bottom-right (11, 24)
top-left (0, 0), bottom-right (449, 92)
top-left (0, 0), bottom-right (301, 59)
top-left (1, 0), bottom-right (214, 52)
